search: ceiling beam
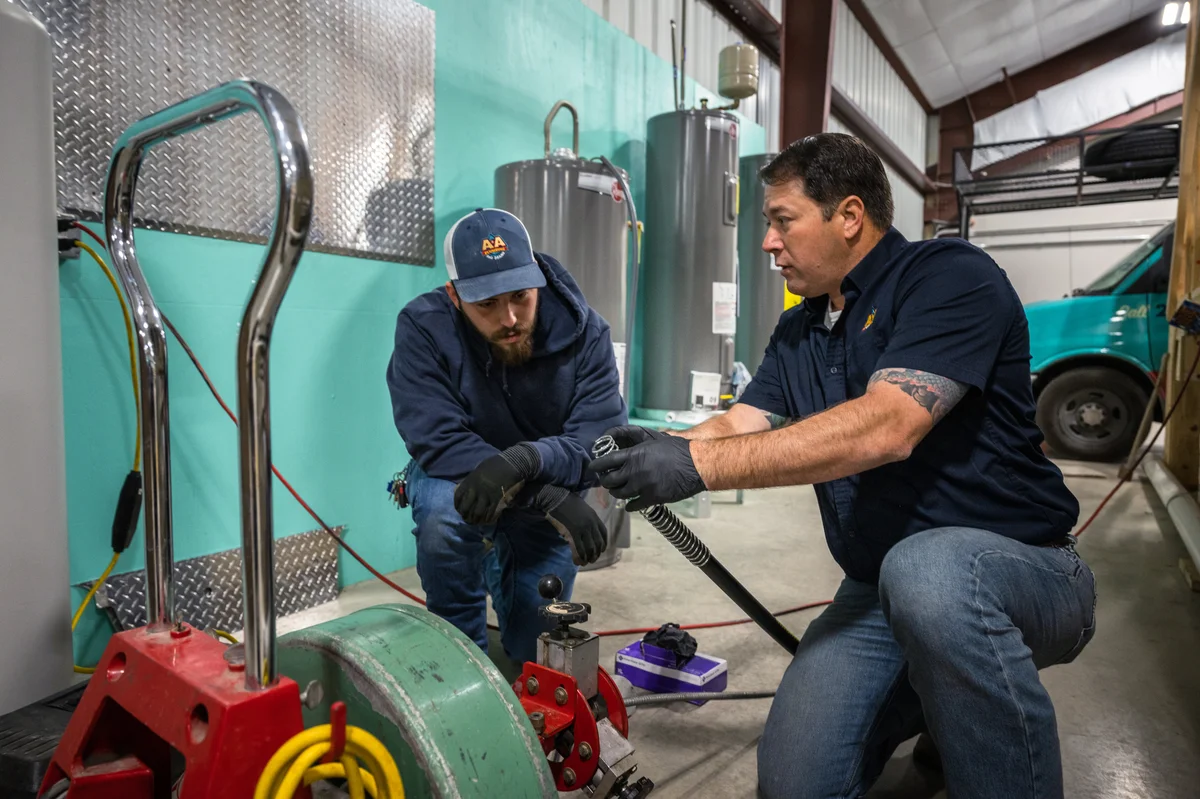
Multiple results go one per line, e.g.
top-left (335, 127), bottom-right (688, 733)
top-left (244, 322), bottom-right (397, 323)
top-left (938, 9), bottom-right (1172, 119)
top-left (1085, 90), bottom-right (1184, 130)
top-left (841, 0), bottom-right (933, 113)
top-left (780, 0), bottom-right (835, 144)
top-left (832, 88), bottom-right (935, 193)
top-left (702, 0), bottom-right (781, 63)
top-left (706, 0), bottom-right (934, 115)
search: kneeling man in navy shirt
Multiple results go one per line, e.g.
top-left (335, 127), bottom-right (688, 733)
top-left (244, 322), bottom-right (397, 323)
top-left (590, 133), bottom-right (1093, 799)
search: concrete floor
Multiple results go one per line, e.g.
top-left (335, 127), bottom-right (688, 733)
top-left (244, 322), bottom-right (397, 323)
top-left (283, 458), bottom-right (1200, 798)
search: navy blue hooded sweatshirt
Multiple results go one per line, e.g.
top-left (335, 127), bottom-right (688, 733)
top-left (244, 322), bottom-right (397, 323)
top-left (387, 252), bottom-right (627, 489)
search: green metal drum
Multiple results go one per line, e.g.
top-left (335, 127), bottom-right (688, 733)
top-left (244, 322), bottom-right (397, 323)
top-left (277, 604), bottom-right (555, 798)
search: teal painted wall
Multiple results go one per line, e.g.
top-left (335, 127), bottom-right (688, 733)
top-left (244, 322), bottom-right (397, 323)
top-left (66, 0), bottom-right (767, 664)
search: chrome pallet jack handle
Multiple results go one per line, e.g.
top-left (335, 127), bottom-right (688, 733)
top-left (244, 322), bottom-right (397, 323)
top-left (105, 80), bottom-right (314, 689)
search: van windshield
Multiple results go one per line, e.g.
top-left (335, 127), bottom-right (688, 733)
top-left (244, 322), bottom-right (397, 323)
top-left (1080, 223), bottom-right (1174, 295)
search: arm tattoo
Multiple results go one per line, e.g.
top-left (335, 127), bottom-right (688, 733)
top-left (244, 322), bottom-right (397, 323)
top-left (868, 368), bottom-right (969, 423)
top-left (759, 409), bottom-right (795, 429)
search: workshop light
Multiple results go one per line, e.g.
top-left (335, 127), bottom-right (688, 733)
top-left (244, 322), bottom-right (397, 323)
top-left (1164, 2), bottom-right (1191, 25)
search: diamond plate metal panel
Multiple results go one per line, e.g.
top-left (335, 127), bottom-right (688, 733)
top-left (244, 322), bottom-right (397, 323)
top-left (20, 0), bottom-right (435, 265)
top-left (83, 527), bottom-right (342, 632)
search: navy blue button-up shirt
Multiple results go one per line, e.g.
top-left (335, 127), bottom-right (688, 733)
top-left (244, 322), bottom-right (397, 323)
top-left (740, 228), bottom-right (1079, 583)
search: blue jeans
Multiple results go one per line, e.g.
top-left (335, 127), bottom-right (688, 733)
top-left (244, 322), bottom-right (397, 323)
top-left (406, 463), bottom-right (578, 664)
top-left (758, 527), bottom-right (1097, 799)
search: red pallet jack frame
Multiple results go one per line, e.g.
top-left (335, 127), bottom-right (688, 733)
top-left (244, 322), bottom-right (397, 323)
top-left (39, 623), bottom-right (306, 799)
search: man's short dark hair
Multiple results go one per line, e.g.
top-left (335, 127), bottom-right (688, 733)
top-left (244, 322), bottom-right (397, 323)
top-left (759, 133), bottom-right (894, 230)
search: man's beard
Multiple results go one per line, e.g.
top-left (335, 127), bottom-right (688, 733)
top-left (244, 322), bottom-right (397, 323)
top-left (490, 325), bottom-right (534, 366)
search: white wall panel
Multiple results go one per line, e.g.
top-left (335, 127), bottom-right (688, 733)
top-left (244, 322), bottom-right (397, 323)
top-left (827, 114), bottom-right (924, 240)
top-left (887, 163), bottom-right (925, 241)
top-left (578, 0), bottom-right (782, 147)
top-left (757, 57), bottom-right (781, 153)
top-left (968, 200), bottom-right (1177, 305)
top-left (832, 0), bottom-right (926, 169)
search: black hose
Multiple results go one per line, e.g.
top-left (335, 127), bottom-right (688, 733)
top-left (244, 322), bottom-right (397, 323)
top-left (625, 690), bottom-right (776, 707)
top-left (593, 436), bottom-right (801, 655)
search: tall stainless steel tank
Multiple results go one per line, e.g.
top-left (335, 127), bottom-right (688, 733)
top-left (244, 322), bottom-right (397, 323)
top-left (495, 101), bottom-right (633, 571)
top-left (495, 103), bottom-right (629, 392)
top-left (640, 108), bottom-right (740, 412)
top-left (736, 152), bottom-right (783, 374)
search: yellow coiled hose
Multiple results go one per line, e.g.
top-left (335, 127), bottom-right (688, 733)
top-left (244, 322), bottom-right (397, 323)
top-left (255, 723), bottom-right (405, 799)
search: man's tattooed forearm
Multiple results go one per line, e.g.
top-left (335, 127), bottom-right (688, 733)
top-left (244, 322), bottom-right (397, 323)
top-left (868, 368), bottom-right (968, 423)
top-left (759, 410), bottom-right (796, 429)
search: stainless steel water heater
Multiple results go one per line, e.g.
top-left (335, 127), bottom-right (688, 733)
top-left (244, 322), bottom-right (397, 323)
top-left (736, 152), bottom-right (783, 374)
top-left (495, 102), bottom-right (631, 395)
top-left (494, 101), bottom-right (634, 570)
top-left (640, 107), bottom-right (740, 412)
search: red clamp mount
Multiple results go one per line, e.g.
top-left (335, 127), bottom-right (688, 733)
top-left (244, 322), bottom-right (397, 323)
top-left (38, 623), bottom-right (307, 799)
top-left (512, 576), bottom-right (652, 798)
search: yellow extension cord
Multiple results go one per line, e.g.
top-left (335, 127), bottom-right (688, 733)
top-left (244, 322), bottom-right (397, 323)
top-left (255, 724), bottom-right (406, 799)
top-left (71, 240), bottom-right (142, 675)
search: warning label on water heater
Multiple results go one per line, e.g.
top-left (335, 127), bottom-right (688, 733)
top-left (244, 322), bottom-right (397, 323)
top-left (690, 371), bottom-right (722, 410)
top-left (712, 281), bottom-right (738, 335)
top-left (577, 172), bottom-right (623, 202)
top-left (706, 116), bottom-right (738, 139)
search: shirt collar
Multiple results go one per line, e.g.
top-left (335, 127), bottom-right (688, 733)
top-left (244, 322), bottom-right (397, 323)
top-left (841, 227), bottom-right (907, 296)
top-left (800, 226), bottom-right (906, 318)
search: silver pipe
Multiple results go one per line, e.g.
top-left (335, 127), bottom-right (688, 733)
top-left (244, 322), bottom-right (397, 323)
top-left (624, 690), bottom-right (776, 707)
top-left (680, 0), bottom-right (688, 110)
top-left (1143, 455), bottom-right (1200, 571)
top-left (104, 80), bottom-right (313, 689)
top-left (598, 156), bottom-right (639, 407)
top-left (544, 100), bottom-right (580, 158)
top-left (671, 20), bottom-right (680, 111)
top-left (974, 219), bottom-right (1173, 237)
top-left (976, 236), bottom-right (1151, 250)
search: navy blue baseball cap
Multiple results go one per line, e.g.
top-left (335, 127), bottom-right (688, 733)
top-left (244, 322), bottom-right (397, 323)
top-left (444, 208), bottom-right (546, 303)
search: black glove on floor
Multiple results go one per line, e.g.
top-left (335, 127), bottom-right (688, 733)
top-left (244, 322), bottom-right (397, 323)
top-left (454, 443), bottom-right (541, 525)
top-left (528, 484), bottom-right (607, 566)
top-left (643, 623), bottom-right (698, 668)
top-left (588, 435), bottom-right (706, 512)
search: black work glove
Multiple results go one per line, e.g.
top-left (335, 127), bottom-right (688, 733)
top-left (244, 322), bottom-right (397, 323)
top-left (600, 424), bottom-right (668, 449)
top-left (587, 436), bottom-right (706, 512)
top-left (527, 485), bottom-right (607, 566)
top-left (454, 443), bottom-right (541, 525)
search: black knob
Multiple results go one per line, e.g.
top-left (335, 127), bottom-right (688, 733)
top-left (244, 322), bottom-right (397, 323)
top-left (538, 574), bottom-right (564, 602)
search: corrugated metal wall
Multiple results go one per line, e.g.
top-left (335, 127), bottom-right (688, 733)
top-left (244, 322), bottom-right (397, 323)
top-left (579, 0), bottom-right (927, 234)
top-left (828, 115), bottom-right (925, 241)
top-left (831, 0), bottom-right (926, 169)
top-left (578, 0), bottom-right (780, 152)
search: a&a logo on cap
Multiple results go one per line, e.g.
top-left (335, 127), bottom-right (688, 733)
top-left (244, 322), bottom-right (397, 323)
top-left (481, 235), bottom-right (508, 260)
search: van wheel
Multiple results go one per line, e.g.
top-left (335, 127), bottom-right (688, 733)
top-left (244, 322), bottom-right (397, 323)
top-left (1037, 368), bottom-right (1149, 462)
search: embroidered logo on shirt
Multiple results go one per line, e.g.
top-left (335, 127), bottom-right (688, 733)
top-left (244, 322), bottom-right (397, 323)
top-left (481, 236), bottom-right (508, 260)
top-left (862, 306), bottom-right (877, 332)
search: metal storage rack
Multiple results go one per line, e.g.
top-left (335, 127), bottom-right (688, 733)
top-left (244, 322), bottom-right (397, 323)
top-left (953, 120), bottom-right (1181, 239)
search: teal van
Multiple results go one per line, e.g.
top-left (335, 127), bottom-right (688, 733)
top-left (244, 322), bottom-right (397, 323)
top-left (1025, 222), bottom-right (1172, 462)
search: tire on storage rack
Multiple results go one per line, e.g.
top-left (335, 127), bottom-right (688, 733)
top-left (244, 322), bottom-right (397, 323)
top-left (1083, 127), bottom-right (1180, 182)
top-left (1036, 366), bottom-right (1149, 462)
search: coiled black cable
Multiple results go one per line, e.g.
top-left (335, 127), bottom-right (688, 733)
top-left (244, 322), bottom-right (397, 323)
top-left (593, 435), bottom-right (800, 655)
